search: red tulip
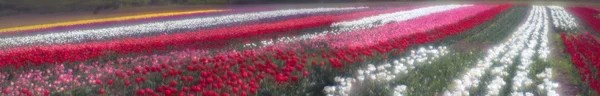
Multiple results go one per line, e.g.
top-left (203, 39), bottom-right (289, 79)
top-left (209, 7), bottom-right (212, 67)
top-left (562, 33), bottom-right (600, 93)
top-left (187, 76), bottom-right (194, 81)
top-left (128, 71), bottom-right (134, 76)
top-left (3, 88), bottom-right (9, 94)
top-left (187, 66), bottom-right (196, 71)
top-left (43, 90), bottom-right (50, 96)
top-left (170, 81), bottom-right (178, 87)
top-left (125, 81), bottom-right (131, 86)
top-left (179, 92), bottom-right (185, 96)
top-left (191, 86), bottom-right (202, 92)
top-left (241, 72), bottom-right (250, 78)
top-left (108, 80), bottom-right (114, 85)
top-left (20, 88), bottom-right (27, 93)
top-left (137, 89), bottom-right (146, 95)
top-left (95, 79), bottom-right (102, 85)
top-left (250, 88), bottom-right (257, 93)
top-left (206, 78), bottom-right (214, 83)
top-left (232, 87), bottom-right (240, 93)
top-left (182, 87), bottom-right (189, 92)
top-left (99, 89), bottom-right (105, 94)
top-left (201, 72), bottom-right (209, 77)
top-left (135, 67), bottom-right (142, 73)
top-left (145, 88), bottom-right (154, 94)
top-left (303, 71), bottom-right (309, 76)
top-left (164, 90), bottom-right (172, 96)
top-left (181, 76), bottom-right (187, 81)
top-left (203, 90), bottom-right (216, 96)
top-left (25, 91), bottom-right (32, 96)
top-left (291, 76), bottom-right (299, 81)
top-left (163, 73), bottom-right (169, 78)
top-left (241, 92), bottom-right (247, 96)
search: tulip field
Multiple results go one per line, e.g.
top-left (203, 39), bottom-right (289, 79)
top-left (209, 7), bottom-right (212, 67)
top-left (1, 4), bottom-right (600, 96)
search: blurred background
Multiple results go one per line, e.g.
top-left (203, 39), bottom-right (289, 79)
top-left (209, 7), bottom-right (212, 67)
top-left (1, 0), bottom-right (599, 15)
top-left (0, 0), bottom-right (598, 29)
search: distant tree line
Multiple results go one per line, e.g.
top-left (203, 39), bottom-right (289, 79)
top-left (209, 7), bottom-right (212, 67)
top-left (0, 0), bottom-right (598, 16)
top-left (0, 0), bottom-right (216, 14)
top-left (0, 0), bottom-right (373, 15)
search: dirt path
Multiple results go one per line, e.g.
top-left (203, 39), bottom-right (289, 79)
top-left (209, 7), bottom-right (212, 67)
top-left (0, 1), bottom-right (597, 29)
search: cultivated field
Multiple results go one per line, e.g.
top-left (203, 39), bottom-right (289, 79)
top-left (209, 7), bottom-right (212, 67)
top-left (0, 3), bottom-right (599, 96)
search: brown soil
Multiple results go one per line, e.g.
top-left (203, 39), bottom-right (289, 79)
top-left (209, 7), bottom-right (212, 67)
top-left (555, 71), bottom-right (583, 96)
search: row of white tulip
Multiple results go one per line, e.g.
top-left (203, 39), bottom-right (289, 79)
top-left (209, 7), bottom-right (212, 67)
top-left (393, 85), bottom-right (408, 96)
top-left (512, 6), bottom-right (549, 96)
top-left (539, 10), bottom-right (551, 61)
top-left (487, 76), bottom-right (508, 96)
top-left (444, 6), bottom-right (558, 96)
top-left (0, 7), bottom-right (366, 48)
top-left (520, 6), bottom-right (558, 96)
top-left (332, 5), bottom-right (471, 32)
top-left (360, 46), bottom-right (448, 82)
top-left (537, 68), bottom-right (560, 96)
top-left (244, 5), bottom-right (469, 48)
top-left (323, 77), bottom-right (356, 96)
top-left (323, 46), bottom-right (448, 96)
top-left (539, 6), bottom-right (561, 96)
top-left (548, 6), bottom-right (578, 31)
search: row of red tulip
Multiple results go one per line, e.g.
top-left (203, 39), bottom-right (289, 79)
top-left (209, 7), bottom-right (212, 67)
top-left (117, 51), bottom-right (292, 96)
top-left (262, 4), bottom-right (510, 68)
top-left (318, 4), bottom-right (512, 68)
top-left (561, 33), bottom-right (600, 93)
top-left (319, 5), bottom-right (497, 49)
top-left (0, 7), bottom-right (418, 69)
top-left (568, 7), bottom-right (600, 33)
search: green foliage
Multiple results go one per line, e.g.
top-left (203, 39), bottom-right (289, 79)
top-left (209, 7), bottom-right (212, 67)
top-left (549, 32), bottom-right (599, 95)
top-left (121, 0), bottom-right (151, 6)
top-left (399, 50), bottom-right (480, 96)
top-left (395, 6), bottom-right (529, 95)
top-left (462, 6), bottom-right (528, 46)
top-left (436, 6), bottom-right (528, 51)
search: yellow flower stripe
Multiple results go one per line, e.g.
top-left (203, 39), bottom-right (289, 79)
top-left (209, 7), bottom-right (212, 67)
top-left (0, 9), bottom-right (226, 33)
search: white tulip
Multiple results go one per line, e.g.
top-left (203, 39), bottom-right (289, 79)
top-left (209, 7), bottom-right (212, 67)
top-left (446, 6), bottom-right (558, 96)
top-left (324, 46), bottom-right (448, 96)
top-left (548, 6), bottom-right (578, 31)
top-left (333, 5), bottom-right (471, 32)
top-left (247, 5), bottom-right (472, 48)
top-left (1, 7), bottom-right (366, 48)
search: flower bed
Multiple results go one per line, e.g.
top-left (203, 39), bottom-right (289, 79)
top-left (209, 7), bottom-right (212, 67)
top-left (569, 7), bottom-right (600, 33)
top-left (562, 32), bottom-right (600, 93)
top-left (5, 4), bottom-right (597, 96)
